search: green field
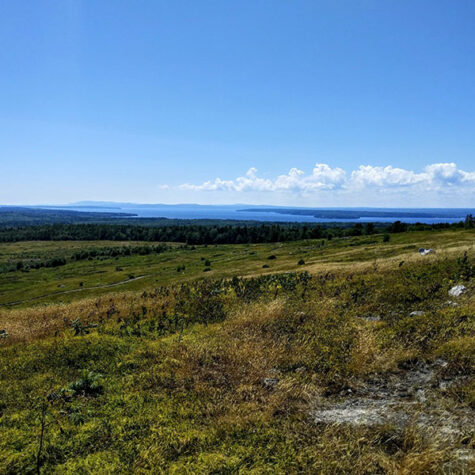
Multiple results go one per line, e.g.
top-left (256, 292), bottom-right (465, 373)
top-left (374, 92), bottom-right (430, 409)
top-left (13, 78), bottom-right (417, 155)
top-left (1, 229), bottom-right (473, 308)
top-left (0, 229), bottom-right (474, 473)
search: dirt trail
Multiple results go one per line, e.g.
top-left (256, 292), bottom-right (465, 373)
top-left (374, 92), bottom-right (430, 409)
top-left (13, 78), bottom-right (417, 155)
top-left (0, 275), bottom-right (148, 307)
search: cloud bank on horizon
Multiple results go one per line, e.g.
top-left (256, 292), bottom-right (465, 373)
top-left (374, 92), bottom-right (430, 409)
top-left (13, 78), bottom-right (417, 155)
top-left (174, 163), bottom-right (475, 205)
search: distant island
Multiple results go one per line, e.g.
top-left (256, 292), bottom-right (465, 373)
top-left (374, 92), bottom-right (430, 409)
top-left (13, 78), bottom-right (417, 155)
top-left (238, 208), bottom-right (474, 220)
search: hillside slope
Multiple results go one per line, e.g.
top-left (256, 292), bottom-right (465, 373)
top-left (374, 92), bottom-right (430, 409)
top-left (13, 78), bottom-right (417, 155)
top-left (0, 232), bottom-right (473, 473)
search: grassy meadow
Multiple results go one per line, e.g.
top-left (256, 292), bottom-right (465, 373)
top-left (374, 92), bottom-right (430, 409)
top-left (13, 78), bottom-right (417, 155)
top-left (0, 229), bottom-right (473, 473)
top-left (1, 229), bottom-right (473, 308)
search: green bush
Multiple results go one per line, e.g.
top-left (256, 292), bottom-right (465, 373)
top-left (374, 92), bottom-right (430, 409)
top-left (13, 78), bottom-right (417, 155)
top-left (68, 370), bottom-right (104, 397)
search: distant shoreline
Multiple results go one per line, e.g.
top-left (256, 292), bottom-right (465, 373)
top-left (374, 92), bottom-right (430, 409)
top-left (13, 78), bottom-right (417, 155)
top-left (237, 207), bottom-right (473, 220)
top-left (1, 204), bottom-right (473, 225)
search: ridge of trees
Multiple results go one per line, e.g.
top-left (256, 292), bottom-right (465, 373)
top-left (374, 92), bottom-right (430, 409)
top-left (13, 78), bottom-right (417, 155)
top-left (0, 216), bottom-right (472, 245)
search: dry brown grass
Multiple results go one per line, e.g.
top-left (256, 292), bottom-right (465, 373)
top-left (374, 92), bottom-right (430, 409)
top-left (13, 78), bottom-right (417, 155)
top-left (349, 325), bottom-right (416, 377)
top-left (0, 290), bottom-right (169, 345)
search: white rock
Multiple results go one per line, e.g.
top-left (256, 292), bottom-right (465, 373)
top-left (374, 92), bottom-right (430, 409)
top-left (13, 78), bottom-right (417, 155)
top-left (448, 285), bottom-right (467, 297)
top-left (419, 248), bottom-right (435, 256)
top-left (435, 359), bottom-right (448, 368)
top-left (360, 315), bottom-right (381, 322)
top-left (409, 311), bottom-right (425, 317)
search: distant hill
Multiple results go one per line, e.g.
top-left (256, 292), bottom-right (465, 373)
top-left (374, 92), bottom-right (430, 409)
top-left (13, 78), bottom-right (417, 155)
top-left (0, 207), bottom-right (136, 226)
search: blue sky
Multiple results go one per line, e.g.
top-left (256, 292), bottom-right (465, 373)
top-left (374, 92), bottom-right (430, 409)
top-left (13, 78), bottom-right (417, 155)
top-left (1, 0), bottom-right (474, 206)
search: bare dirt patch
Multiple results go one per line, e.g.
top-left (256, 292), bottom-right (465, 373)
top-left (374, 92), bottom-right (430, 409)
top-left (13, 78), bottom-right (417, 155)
top-left (311, 360), bottom-right (474, 464)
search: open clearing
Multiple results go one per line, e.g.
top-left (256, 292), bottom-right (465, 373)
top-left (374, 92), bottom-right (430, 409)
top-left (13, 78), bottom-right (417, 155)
top-left (0, 228), bottom-right (473, 473)
top-left (1, 229), bottom-right (473, 307)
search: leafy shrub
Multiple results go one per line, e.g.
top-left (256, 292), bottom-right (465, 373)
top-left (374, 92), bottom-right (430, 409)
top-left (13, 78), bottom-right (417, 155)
top-left (68, 370), bottom-right (104, 397)
top-left (71, 318), bottom-right (97, 336)
top-left (175, 279), bottom-right (226, 326)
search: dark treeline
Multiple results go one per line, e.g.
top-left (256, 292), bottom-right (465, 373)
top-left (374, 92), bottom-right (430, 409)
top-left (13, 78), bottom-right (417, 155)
top-left (70, 244), bottom-right (170, 261)
top-left (0, 244), bottom-right (172, 274)
top-left (2, 256), bottom-right (68, 274)
top-left (0, 215), bottom-right (473, 245)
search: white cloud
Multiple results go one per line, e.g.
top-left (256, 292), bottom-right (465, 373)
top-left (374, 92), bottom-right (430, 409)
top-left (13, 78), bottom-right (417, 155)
top-left (180, 164), bottom-right (347, 192)
top-left (424, 162), bottom-right (475, 185)
top-left (178, 162), bottom-right (475, 198)
top-left (350, 165), bottom-right (426, 188)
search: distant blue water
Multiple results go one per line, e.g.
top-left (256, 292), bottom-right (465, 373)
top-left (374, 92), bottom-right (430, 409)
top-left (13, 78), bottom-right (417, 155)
top-left (44, 205), bottom-right (473, 224)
